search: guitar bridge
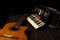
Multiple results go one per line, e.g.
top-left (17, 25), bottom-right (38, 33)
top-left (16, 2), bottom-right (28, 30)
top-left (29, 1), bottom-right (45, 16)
top-left (0, 34), bottom-right (18, 40)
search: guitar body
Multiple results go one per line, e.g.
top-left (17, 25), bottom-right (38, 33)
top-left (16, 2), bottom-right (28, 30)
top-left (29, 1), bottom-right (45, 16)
top-left (0, 22), bottom-right (28, 40)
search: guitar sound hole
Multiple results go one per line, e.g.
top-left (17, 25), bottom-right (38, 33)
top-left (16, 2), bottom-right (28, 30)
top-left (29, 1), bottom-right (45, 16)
top-left (10, 27), bottom-right (19, 31)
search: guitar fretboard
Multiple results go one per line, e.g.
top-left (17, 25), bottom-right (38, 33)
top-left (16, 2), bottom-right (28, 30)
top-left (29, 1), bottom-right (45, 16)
top-left (27, 14), bottom-right (45, 29)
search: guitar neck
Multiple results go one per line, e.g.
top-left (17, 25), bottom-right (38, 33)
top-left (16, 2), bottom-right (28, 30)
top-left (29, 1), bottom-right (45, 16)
top-left (14, 14), bottom-right (27, 28)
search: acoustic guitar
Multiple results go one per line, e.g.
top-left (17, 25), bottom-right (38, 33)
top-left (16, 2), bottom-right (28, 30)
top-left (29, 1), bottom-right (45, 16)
top-left (0, 15), bottom-right (28, 40)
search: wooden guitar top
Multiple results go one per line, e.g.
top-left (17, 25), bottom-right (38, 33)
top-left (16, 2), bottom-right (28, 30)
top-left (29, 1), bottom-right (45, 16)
top-left (0, 22), bottom-right (28, 40)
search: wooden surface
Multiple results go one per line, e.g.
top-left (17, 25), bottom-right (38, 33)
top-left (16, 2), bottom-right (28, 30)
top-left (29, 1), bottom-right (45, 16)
top-left (0, 14), bottom-right (59, 40)
top-left (0, 22), bottom-right (28, 40)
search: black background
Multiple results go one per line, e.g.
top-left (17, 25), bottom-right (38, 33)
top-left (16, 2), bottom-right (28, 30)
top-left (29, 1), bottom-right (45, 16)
top-left (1, 0), bottom-right (60, 15)
top-left (0, 0), bottom-right (60, 28)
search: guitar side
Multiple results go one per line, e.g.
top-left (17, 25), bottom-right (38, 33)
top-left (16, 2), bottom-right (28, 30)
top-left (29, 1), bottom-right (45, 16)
top-left (0, 22), bottom-right (28, 40)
